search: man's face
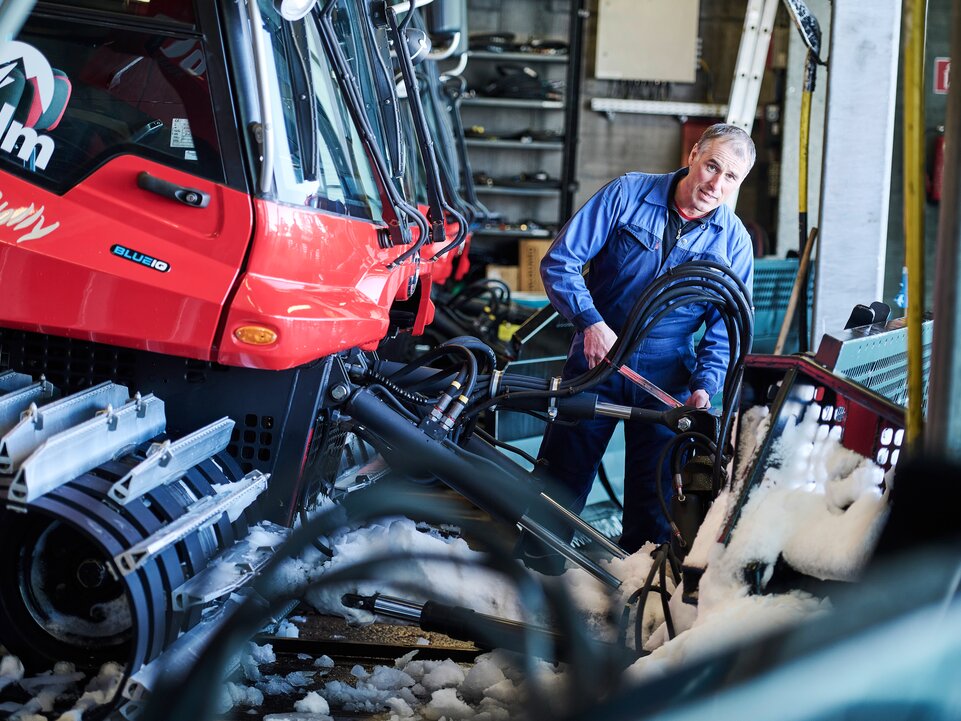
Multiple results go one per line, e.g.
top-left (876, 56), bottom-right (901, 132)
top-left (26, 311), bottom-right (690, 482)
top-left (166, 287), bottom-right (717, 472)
top-left (679, 139), bottom-right (751, 215)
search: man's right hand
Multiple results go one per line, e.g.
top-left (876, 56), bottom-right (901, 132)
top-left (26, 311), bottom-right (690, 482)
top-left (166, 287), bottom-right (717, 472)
top-left (583, 321), bottom-right (617, 368)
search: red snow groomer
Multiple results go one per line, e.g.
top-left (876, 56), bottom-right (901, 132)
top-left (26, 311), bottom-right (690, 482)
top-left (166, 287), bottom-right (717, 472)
top-left (0, 0), bottom-right (479, 709)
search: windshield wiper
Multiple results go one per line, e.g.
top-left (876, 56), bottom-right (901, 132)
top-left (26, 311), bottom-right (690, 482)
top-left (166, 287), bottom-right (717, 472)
top-left (383, 3), bottom-right (468, 262)
top-left (419, 66), bottom-right (479, 227)
top-left (316, 0), bottom-right (428, 261)
top-left (439, 73), bottom-right (495, 222)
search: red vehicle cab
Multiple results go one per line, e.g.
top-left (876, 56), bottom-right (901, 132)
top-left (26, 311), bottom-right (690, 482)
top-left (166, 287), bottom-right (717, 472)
top-left (0, 0), bottom-right (433, 372)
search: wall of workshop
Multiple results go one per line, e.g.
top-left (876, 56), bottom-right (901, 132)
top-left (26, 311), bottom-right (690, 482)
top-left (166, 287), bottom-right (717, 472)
top-left (884, 0), bottom-right (951, 314)
top-left (575, 0), bottom-right (789, 251)
top-left (461, 0), bottom-right (791, 249)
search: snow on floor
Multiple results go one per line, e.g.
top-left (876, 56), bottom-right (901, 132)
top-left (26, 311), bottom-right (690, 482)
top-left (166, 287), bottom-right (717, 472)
top-left (234, 405), bottom-right (888, 717)
top-left (2, 402), bottom-right (893, 721)
top-left (268, 517), bottom-right (528, 627)
top-left (0, 659), bottom-right (123, 721)
top-left (625, 403), bottom-right (891, 681)
top-left (233, 643), bottom-right (564, 721)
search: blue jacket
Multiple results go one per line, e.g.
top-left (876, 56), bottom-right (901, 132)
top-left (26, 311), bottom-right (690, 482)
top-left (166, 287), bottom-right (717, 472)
top-left (541, 171), bottom-right (754, 397)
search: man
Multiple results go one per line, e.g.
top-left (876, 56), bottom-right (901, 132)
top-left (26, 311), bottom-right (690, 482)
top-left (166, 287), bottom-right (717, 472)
top-left (536, 123), bottom-right (755, 554)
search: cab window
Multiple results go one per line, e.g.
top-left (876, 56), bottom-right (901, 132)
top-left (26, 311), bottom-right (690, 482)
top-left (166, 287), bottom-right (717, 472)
top-left (0, 12), bottom-right (224, 191)
top-left (50, 0), bottom-right (195, 26)
top-left (258, 0), bottom-right (384, 221)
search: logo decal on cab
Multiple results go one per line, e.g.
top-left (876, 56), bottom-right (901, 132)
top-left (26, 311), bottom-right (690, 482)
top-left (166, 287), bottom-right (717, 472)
top-left (111, 244), bottom-right (170, 273)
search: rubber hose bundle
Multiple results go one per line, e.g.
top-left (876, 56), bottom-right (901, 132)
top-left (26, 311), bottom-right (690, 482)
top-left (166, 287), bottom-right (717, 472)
top-left (461, 261), bottom-right (753, 424)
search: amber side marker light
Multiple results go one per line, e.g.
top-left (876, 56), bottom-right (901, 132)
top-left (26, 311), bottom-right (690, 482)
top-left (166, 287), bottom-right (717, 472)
top-left (234, 326), bottom-right (278, 345)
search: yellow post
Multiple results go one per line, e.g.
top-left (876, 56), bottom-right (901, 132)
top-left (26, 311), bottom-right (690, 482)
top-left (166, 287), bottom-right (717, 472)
top-left (903, 0), bottom-right (926, 448)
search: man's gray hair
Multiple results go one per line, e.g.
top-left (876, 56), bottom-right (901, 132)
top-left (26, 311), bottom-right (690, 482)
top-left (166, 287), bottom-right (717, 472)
top-left (696, 123), bottom-right (756, 168)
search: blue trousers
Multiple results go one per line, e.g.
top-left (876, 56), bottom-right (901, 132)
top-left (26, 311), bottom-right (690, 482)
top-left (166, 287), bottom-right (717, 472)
top-left (537, 335), bottom-right (694, 553)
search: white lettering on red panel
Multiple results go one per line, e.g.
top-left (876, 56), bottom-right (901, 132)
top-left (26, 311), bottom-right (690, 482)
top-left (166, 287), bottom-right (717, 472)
top-left (0, 190), bottom-right (60, 243)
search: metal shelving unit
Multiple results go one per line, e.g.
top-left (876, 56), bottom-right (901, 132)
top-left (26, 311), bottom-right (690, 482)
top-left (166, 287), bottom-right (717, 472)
top-left (465, 139), bottom-right (564, 150)
top-left (468, 51), bottom-right (569, 63)
top-left (462, 0), bottom-right (585, 263)
top-left (589, 98), bottom-right (729, 118)
top-left (475, 186), bottom-right (562, 197)
top-left (461, 97), bottom-right (565, 110)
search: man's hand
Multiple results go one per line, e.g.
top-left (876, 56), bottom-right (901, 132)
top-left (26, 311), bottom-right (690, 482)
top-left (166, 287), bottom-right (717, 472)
top-left (583, 321), bottom-right (617, 369)
top-left (686, 389), bottom-right (711, 409)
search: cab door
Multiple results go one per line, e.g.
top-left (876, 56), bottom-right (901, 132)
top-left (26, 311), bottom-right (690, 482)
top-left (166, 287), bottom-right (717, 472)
top-left (0, 2), bottom-right (253, 360)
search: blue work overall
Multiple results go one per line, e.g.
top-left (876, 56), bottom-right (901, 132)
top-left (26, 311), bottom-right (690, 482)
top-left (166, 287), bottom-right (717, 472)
top-left (538, 171), bottom-right (754, 553)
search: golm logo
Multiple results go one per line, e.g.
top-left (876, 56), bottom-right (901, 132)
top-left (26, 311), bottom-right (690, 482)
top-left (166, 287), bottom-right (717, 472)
top-left (111, 244), bottom-right (171, 273)
top-left (0, 41), bottom-right (68, 170)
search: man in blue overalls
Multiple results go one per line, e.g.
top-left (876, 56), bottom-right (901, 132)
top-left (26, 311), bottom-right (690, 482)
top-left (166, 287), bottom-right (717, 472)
top-left (537, 124), bottom-right (755, 554)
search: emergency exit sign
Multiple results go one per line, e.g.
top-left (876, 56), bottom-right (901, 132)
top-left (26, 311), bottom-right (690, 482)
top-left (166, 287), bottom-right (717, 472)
top-left (934, 57), bottom-right (950, 95)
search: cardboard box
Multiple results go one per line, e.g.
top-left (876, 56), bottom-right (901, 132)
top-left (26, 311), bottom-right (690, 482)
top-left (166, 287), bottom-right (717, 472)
top-left (485, 264), bottom-right (519, 292)
top-left (518, 239), bottom-right (553, 292)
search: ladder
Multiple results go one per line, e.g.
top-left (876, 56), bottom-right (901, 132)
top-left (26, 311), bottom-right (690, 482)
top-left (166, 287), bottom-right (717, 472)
top-left (726, 0), bottom-right (780, 133)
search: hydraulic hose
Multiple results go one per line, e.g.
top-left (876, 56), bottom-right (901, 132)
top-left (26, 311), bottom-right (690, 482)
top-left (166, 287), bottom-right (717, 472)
top-left (345, 388), bottom-right (624, 586)
top-left (389, 343), bottom-right (479, 395)
top-left (463, 265), bottom-right (751, 417)
top-left (317, 0), bottom-right (427, 255)
top-left (652, 431), bottom-right (718, 547)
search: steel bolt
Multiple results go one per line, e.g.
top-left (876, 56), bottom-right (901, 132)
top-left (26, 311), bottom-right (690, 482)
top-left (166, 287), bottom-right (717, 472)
top-left (677, 417), bottom-right (692, 431)
top-left (330, 384), bottom-right (349, 401)
top-left (77, 559), bottom-right (106, 589)
top-left (184, 192), bottom-right (200, 205)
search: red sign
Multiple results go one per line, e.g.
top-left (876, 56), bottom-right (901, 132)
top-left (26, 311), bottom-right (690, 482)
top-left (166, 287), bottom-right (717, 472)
top-left (934, 57), bottom-right (951, 95)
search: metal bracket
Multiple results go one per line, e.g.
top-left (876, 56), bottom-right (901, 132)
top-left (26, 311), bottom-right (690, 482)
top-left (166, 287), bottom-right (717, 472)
top-left (122, 595), bottom-right (245, 708)
top-left (115, 471), bottom-right (269, 576)
top-left (489, 369), bottom-right (504, 399)
top-left (0, 370), bottom-right (32, 394)
top-left (0, 382), bottom-right (130, 474)
top-left (0, 380), bottom-right (55, 437)
top-left (108, 418), bottom-right (235, 505)
top-left (547, 376), bottom-right (561, 421)
top-left (172, 521), bottom-right (289, 610)
top-left (8, 392), bottom-right (165, 504)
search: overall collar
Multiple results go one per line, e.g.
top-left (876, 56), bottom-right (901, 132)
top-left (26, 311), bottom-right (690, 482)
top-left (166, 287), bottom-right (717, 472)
top-left (640, 168), bottom-right (725, 229)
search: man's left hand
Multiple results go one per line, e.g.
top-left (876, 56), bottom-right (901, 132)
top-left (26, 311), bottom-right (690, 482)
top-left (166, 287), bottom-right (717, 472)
top-left (685, 389), bottom-right (711, 409)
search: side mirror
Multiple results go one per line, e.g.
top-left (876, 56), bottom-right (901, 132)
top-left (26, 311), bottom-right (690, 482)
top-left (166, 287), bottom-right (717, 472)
top-left (277, 0), bottom-right (318, 21)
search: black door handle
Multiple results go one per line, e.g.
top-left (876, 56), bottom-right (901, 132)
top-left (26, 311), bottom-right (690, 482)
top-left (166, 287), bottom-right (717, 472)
top-left (137, 171), bottom-right (210, 208)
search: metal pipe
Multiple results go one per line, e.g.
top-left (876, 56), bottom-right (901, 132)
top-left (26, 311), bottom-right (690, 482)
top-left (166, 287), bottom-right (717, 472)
top-left (370, 595), bottom-right (423, 622)
top-left (346, 389), bottom-right (625, 587)
top-left (537, 492), bottom-right (627, 560)
top-left (594, 402), bottom-right (632, 420)
top-left (927, 1), bottom-right (961, 461)
top-left (428, 31), bottom-right (461, 60)
top-left (902, 0), bottom-right (926, 450)
top-left (439, 51), bottom-right (468, 77)
top-left (460, 434), bottom-right (626, 562)
top-left (392, 0), bottom-right (434, 13)
top-left (518, 514), bottom-right (621, 588)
